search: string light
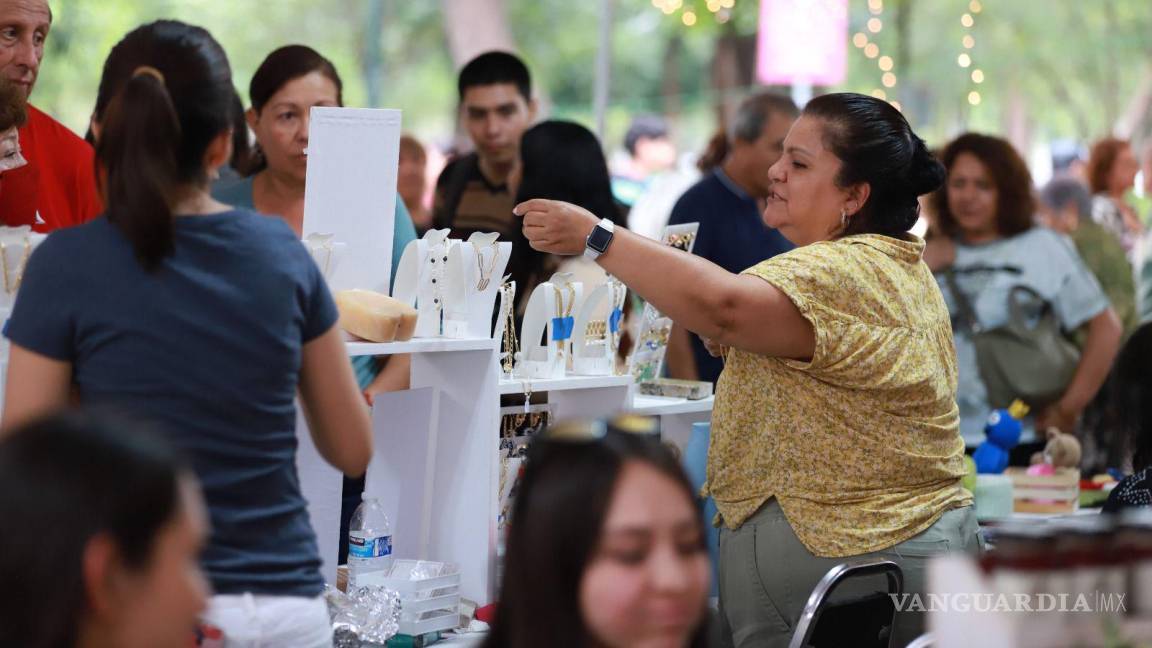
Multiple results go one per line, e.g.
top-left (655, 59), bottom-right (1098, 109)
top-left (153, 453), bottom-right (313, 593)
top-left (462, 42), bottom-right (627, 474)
top-left (651, 0), bottom-right (734, 25)
top-left (854, 0), bottom-right (900, 105)
top-left (957, 1), bottom-right (985, 112)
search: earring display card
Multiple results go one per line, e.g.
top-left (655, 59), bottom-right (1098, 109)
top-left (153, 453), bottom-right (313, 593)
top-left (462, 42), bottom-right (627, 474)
top-left (662, 222), bottom-right (700, 255)
top-left (623, 223), bottom-right (701, 383)
top-left (301, 107), bottom-right (400, 295)
top-left (629, 311), bottom-right (673, 383)
top-left (498, 404), bottom-right (554, 532)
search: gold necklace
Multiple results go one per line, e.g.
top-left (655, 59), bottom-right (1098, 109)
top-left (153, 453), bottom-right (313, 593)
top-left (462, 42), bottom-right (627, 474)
top-left (500, 281), bottom-right (518, 374)
top-left (474, 241), bottom-right (499, 291)
top-left (0, 235), bottom-right (32, 295)
top-left (552, 282), bottom-right (576, 356)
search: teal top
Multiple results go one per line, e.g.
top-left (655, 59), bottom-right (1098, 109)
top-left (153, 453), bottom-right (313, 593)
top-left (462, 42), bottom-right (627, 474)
top-left (213, 176), bottom-right (418, 389)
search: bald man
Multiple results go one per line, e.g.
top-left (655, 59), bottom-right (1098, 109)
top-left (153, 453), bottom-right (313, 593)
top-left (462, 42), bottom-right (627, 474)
top-left (0, 0), bottom-right (100, 231)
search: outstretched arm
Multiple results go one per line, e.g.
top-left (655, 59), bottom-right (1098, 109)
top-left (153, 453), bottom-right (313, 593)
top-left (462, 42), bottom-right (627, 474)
top-left (515, 199), bottom-right (814, 360)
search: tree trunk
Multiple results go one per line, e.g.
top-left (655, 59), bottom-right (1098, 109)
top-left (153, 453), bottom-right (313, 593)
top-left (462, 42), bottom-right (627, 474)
top-left (661, 33), bottom-right (684, 118)
top-left (440, 0), bottom-right (516, 67)
top-left (360, 0), bottom-right (386, 107)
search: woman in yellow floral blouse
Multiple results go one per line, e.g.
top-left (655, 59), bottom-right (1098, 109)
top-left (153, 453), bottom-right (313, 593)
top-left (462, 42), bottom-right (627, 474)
top-left (515, 92), bottom-right (979, 647)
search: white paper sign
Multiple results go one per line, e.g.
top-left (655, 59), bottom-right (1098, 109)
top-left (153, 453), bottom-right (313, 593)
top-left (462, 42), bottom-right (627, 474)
top-left (302, 107), bottom-right (400, 294)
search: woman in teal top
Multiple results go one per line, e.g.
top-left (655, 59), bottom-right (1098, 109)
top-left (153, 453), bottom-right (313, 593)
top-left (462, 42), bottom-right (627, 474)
top-left (215, 45), bottom-right (416, 564)
top-left (211, 45), bottom-right (417, 395)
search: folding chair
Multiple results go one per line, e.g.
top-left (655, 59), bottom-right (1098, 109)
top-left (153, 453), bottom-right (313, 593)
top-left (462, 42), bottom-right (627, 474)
top-left (787, 559), bottom-right (904, 648)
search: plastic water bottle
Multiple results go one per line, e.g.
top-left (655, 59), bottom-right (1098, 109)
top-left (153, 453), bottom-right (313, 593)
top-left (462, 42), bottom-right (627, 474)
top-left (348, 495), bottom-right (394, 588)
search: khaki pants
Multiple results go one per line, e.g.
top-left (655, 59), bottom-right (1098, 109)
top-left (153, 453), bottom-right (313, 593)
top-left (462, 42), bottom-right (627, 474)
top-left (717, 499), bottom-right (983, 648)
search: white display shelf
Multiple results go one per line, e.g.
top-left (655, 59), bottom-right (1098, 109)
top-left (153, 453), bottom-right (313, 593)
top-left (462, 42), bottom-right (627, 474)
top-left (497, 373), bottom-right (633, 395)
top-left (345, 338), bottom-right (497, 356)
top-left (630, 394), bottom-right (715, 416)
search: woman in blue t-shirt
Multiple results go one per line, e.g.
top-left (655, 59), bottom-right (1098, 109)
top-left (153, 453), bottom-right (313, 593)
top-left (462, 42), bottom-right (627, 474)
top-left (924, 133), bottom-right (1122, 448)
top-left (2, 21), bottom-right (372, 646)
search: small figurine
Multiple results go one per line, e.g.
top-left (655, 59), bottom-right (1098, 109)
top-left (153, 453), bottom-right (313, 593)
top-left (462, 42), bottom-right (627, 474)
top-left (972, 400), bottom-right (1030, 474)
top-left (1025, 427), bottom-right (1082, 476)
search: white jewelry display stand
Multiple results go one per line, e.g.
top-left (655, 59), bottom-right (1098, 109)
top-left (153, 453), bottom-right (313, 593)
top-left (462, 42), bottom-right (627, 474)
top-left (443, 233), bottom-right (511, 339)
top-left (301, 233), bottom-right (347, 285)
top-left (571, 278), bottom-right (626, 376)
top-left (393, 229), bottom-right (456, 338)
top-left (282, 106), bottom-right (712, 608)
top-left (516, 272), bottom-right (582, 379)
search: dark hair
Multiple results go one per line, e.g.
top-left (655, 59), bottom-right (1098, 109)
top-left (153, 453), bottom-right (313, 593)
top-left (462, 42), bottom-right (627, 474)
top-left (1039, 177), bottom-right (1092, 224)
top-left (0, 79), bottom-right (27, 132)
top-left (931, 133), bottom-right (1035, 240)
top-left (802, 93), bottom-right (945, 237)
top-left (228, 89), bottom-right (253, 174)
top-left (624, 114), bottom-right (669, 156)
top-left (92, 20), bottom-right (235, 272)
top-left (1086, 137), bottom-right (1130, 195)
top-left (1081, 324), bottom-right (1152, 472)
top-left (512, 120), bottom-right (620, 294)
top-left (457, 51), bottom-right (531, 103)
top-left (244, 44), bottom-right (343, 176)
top-left (698, 92), bottom-right (798, 172)
top-left (483, 428), bottom-right (709, 648)
top-left (0, 412), bottom-right (189, 648)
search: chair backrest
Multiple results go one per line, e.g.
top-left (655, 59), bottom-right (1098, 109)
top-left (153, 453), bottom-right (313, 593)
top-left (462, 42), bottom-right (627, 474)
top-left (787, 559), bottom-right (904, 648)
top-left (904, 633), bottom-right (936, 648)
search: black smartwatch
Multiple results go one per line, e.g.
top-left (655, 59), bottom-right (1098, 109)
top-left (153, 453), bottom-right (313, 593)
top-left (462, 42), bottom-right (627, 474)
top-left (584, 218), bottom-right (615, 260)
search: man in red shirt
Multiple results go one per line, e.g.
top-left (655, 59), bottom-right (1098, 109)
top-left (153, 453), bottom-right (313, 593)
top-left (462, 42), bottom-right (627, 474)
top-left (0, 0), bottom-right (101, 232)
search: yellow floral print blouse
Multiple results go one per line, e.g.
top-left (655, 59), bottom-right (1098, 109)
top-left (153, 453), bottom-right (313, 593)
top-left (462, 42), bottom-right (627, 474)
top-left (703, 234), bottom-right (972, 558)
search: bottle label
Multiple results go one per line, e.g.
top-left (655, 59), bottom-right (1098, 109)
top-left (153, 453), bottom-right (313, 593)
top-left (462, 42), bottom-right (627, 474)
top-left (349, 534), bottom-right (393, 559)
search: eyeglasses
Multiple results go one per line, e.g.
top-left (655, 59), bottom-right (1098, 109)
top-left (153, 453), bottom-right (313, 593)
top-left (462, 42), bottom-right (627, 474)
top-left (542, 415), bottom-right (661, 443)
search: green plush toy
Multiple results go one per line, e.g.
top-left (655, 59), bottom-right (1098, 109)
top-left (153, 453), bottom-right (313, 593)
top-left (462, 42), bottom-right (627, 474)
top-left (962, 454), bottom-right (977, 493)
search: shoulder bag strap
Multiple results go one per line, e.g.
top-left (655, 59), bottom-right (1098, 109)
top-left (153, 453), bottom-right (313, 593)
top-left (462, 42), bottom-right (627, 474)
top-left (944, 269), bottom-right (982, 333)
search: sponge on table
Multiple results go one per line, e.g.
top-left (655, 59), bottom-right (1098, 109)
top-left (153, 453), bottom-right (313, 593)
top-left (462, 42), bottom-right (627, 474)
top-left (334, 289), bottom-right (418, 342)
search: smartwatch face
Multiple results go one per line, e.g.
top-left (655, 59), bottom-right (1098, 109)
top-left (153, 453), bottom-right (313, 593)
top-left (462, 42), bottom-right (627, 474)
top-left (588, 225), bottom-right (613, 252)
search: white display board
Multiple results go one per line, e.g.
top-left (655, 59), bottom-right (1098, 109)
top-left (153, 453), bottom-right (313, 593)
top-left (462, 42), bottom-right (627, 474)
top-left (302, 107), bottom-right (400, 293)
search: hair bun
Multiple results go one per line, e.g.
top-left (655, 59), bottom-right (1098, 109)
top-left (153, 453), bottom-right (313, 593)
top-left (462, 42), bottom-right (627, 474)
top-left (907, 137), bottom-right (946, 196)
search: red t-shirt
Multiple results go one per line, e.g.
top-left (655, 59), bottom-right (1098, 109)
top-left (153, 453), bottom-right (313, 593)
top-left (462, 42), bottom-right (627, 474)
top-left (0, 104), bottom-right (102, 232)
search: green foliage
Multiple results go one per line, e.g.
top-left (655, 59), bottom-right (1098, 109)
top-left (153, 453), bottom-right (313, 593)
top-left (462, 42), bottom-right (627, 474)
top-left (29, 0), bottom-right (1152, 157)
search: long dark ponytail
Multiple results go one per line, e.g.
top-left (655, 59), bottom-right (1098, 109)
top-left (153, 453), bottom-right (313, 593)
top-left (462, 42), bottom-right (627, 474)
top-left (92, 21), bottom-right (235, 272)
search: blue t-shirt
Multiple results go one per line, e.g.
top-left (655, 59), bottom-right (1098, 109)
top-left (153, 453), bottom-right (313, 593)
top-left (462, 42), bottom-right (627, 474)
top-left (5, 211), bottom-right (338, 596)
top-left (666, 169), bottom-right (794, 383)
top-left (214, 176), bottom-right (417, 388)
top-left (935, 227), bottom-right (1109, 446)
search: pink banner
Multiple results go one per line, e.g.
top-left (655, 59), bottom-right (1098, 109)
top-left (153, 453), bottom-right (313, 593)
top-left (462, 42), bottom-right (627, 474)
top-left (757, 0), bottom-right (849, 86)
